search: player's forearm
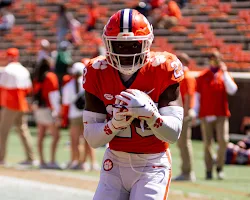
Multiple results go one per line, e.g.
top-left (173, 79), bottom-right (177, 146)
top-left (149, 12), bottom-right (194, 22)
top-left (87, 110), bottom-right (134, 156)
top-left (83, 110), bottom-right (124, 148)
top-left (84, 121), bottom-right (119, 148)
top-left (146, 106), bottom-right (184, 143)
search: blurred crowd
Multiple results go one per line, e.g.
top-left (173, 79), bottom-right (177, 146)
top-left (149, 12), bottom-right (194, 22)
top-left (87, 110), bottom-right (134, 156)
top-left (0, 46), bottom-right (100, 171)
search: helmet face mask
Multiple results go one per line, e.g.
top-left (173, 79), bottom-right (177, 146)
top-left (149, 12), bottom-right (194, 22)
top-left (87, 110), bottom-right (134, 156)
top-left (102, 9), bottom-right (154, 75)
top-left (111, 41), bottom-right (142, 67)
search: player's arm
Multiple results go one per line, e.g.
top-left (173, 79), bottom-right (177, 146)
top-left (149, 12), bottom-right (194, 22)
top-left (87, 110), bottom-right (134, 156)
top-left (116, 83), bottom-right (183, 143)
top-left (148, 83), bottom-right (184, 143)
top-left (83, 91), bottom-right (133, 148)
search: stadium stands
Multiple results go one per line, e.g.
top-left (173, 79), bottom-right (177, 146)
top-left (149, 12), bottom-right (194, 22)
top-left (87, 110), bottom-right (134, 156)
top-left (0, 0), bottom-right (249, 71)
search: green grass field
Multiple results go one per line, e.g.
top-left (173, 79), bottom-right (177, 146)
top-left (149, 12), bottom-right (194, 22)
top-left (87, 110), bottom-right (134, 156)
top-left (4, 127), bottom-right (250, 200)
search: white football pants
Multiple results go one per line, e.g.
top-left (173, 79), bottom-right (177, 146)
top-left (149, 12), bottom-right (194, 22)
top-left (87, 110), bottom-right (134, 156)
top-left (93, 148), bottom-right (172, 200)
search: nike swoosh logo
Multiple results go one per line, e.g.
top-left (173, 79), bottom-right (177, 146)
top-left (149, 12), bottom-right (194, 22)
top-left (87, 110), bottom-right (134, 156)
top-left (145, 88), bottom-right (155, 95)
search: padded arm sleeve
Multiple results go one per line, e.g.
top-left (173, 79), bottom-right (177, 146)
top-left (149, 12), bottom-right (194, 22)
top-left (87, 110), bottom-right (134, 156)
top-left (83, 110), bottom-right (121, 148)
top-left (146, 106), bottom-right (184, 144)
top-left (223, 72), bottom-right (238, 95)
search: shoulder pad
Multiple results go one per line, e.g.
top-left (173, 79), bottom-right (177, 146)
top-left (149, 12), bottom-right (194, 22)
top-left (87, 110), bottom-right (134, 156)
top-left (88, 56), bottom-right (108, 70)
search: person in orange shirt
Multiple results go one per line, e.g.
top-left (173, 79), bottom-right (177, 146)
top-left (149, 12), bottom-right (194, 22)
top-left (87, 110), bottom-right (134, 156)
top-left (0, 48), bottom-right (35, 166)
top-left (174, 53), bottom-right (196, 182)
top-left (32, 58), bottom-right (61, 169)
top-left (194, 50), bottom-right (238, 180)
top-left (85, 2), bottom-right (98, 32)
top-left (152, 0), bottom-right (182, 29)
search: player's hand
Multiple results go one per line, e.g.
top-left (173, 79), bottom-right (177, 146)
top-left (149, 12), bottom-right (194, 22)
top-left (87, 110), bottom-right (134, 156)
top-left (111, 99), bottom-right (134, 130)
top-left (115, 89), bottom-right (158, 120)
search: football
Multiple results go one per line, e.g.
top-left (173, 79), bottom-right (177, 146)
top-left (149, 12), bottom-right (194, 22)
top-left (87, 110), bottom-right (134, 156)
top-left (123, 89), bottom-right (158, 113)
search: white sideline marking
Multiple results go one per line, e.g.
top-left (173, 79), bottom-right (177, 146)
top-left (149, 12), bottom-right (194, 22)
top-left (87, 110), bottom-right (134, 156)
top-left (0, 176), bottom-right (94, 200)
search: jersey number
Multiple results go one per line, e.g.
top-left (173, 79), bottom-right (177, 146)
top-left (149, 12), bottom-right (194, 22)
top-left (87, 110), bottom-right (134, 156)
top-left (116, 125), bottom-right (153, 138)
top-left (106, 105), bottom-right (153, 138)
top-left (171, 59), bottom-right (184, 79)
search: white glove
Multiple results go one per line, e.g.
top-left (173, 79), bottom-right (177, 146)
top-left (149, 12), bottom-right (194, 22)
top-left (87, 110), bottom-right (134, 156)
top-left (115, 89), bottom-right (158, 121)
top-left (110, 98), bottom-right (134, 130)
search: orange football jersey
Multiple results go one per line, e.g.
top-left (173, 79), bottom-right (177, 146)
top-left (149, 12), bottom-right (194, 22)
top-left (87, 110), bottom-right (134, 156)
top-left (196, 69), bottom-right (232, 118)
top-left (83, 52), bottom-right (184, 154)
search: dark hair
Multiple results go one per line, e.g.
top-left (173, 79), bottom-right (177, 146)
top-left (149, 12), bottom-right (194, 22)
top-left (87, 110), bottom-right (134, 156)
top-left (34, 59), bottom-right (51, 82)
top-left (59, 4), bottom-right (66, 14)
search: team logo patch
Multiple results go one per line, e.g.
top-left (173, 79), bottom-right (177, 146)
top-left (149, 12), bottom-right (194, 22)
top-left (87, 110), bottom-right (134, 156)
top-left (103, 159), bottom-right (113, 171)
top-left (104, 93), bottom-right (114, 100)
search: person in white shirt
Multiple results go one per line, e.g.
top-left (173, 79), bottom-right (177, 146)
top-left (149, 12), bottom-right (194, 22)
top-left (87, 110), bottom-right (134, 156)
top-left (62, 62), bottom-right (98, 170)
top-left (0, 8), bottom-right (15, 31)
top-left (36, 39), bottom-right (52, 64)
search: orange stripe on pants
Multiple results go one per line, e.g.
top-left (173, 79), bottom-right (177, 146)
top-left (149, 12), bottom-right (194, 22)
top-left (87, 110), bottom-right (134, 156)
top-left (163, 149), bottom-right (172, 199)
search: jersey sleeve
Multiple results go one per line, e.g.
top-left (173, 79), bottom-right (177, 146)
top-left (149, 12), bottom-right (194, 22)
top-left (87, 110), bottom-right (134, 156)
top-left (82, 59), bottom-right (101, 99)
top-left (155, 52), bottom-right (184, 93)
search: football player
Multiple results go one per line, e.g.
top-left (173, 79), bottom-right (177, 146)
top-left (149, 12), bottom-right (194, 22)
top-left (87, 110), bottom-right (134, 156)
top-left (82, 9), bottom-right (184, 200)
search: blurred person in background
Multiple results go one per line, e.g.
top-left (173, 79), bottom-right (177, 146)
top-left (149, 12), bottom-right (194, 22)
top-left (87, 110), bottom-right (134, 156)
top-left (68, 14), bottom-right (82, 46)
top-left (149, 0), bottom-right (165, 9)
top-left (133, 1), bottom-right (152, 18)
top-left (56, 4), bottom-right (71, 46)
top-left (151, 0), bottom-right (182, 29)
top-left (0, 48), bottom-right (35, 166)
top-left (54, 40), bottom-right (73, 91)
top-left (174, 53), bottom-right (196, 182)
top-left (32, 58), bottom-right (61, 169)
top-left (36, 39), bottom-right (52, 65)
top-left (85, 2), bottom-right (98, 32)
top-left (0, 6), bottom-right (15, 31)
top-left (225, 132), bottom-right (250, 165)
top-left (62, 62), bottom-right (98, 170)
top-left (176, 0), bottom-right (187, 9)
top-left (0, 0), bottom-right (13, 9)
top-left (194, 50), bottom-right (238, 180)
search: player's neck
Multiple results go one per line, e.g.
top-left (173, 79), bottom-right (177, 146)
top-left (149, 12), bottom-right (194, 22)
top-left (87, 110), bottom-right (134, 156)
top-left (120, 73), bottom-right (133, 82)
top-left (119, 71), bottom-right (138, 88)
